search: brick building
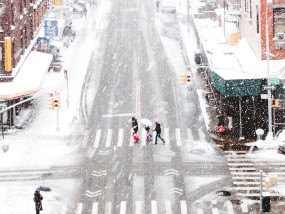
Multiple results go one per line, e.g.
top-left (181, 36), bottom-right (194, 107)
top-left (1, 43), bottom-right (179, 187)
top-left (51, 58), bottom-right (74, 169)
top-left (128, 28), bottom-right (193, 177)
top-left (0, 0), bottom-right (50, 76)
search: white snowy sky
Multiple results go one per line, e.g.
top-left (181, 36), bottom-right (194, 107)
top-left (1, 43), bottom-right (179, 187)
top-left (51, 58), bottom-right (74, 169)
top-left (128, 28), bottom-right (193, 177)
top-left (0, 0), bottom-right (285, 213)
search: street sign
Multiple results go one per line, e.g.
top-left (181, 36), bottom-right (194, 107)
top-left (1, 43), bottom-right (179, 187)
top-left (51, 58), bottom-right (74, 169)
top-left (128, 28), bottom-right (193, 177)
top-left (271, 78), bottom-right (280, 86)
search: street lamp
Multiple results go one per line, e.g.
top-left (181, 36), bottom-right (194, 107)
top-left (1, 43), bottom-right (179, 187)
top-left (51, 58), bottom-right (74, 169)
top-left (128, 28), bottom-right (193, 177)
top-left (265, 0), bottom-right (273, 140)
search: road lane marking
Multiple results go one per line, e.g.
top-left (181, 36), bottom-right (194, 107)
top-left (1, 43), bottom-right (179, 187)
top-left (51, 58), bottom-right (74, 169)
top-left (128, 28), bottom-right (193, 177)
top-left (136, 201), bottom-right (142, 214)
top-left (93, 129), bottom-right (101, 148)
top-left (187, 128), bottom-right (193, 141)
top-left (165, 200), bottom-right (172, 214)
top-left (212, 207), bottom-right (219, 214)
top-left (92, 202), bottom-right (98, 214)
top-left (197, 208), bottom-right (203, 214)
top-left (180, 200), bottom-right (187, 214)
top-left (198, 129), bottom-right (206, 141)
top-left (130, 129), bottom-right (134, 146)
top-left (175, 128), bottom-right (182, 146)
top-left (117, 128), bottom-right (124, 147)
top-left (164, 128), bottom-right (169, 145)
top-left (151, 200), bottom-right (157, 214)
top-left (105, 202), bottom-right (112, 214)
top-left (141, 128), bottom-right (146, 146)
top-left (136, 80), bottom-right (141, 126)
top-left (241, 200), bottom-right (249, 213)
top-left (81, 130), bottom-right (90, 149)
top-left (120, 201), bottom-right (127, 214)
top-left (102, 113), bottom-right (134, 117)
top-left (226, 201), bottom-right (234, 214)
top-left (76, 203), bottom-right (83, 214)
top-left (105, 129), bottom-right (112, 147)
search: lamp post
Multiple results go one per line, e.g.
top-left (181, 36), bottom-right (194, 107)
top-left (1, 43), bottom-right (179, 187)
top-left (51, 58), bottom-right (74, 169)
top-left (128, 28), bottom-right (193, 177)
top-left (265, 0), bottom-right (273, 138)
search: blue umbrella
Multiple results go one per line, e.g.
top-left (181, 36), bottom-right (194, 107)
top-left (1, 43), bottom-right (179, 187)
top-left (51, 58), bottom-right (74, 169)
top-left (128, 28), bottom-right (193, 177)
top-left (36, 186), bottom-right (52, 192)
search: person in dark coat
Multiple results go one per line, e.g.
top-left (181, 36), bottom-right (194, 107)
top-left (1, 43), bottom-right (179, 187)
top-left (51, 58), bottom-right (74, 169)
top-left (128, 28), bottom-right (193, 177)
top-left (132, 117), bottom-right (138, 133)
top-left (33, 190), bottom-right (43, 214)
top-left (153, 122), bottom-right (165, 145)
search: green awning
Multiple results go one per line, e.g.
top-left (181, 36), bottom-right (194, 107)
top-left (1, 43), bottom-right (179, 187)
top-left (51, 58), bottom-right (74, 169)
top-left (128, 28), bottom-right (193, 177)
top-left (208, 70), bottom-right (266, 97)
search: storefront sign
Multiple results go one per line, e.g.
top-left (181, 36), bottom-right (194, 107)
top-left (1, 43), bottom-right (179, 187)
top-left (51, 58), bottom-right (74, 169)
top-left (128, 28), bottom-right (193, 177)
top-left (4, 37), bottom-right (12, 73)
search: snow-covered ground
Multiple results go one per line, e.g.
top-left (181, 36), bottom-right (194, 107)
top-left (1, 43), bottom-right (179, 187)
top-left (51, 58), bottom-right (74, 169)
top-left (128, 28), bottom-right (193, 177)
top-left (1, 0), bottom-right (285, 213)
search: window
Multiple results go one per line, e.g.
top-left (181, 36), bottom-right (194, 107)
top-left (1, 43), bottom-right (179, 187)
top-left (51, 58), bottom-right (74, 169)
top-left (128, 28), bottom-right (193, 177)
top-left (256, 6), bottom-right (259, 34)
top-left (0, 4), bottom-right (3, 30)
top-left (245, 0), bottom-right (247, 13)
top-left (249, 0), bottom-right (252, 19)
top-left (0, 47), bottom-right (3, 74)
top-left (273, 7), bottom-right (285, 37)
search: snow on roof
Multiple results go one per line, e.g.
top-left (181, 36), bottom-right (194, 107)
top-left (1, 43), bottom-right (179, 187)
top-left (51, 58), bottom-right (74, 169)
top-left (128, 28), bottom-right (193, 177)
top-left (194, 17), bottom-right (285, 81)
top-left (0, 51), bottom-right (53, 100)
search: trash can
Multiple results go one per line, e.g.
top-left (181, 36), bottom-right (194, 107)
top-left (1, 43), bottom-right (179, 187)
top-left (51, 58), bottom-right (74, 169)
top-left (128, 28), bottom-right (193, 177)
top-left (262, 191), bottom-right (271, 212)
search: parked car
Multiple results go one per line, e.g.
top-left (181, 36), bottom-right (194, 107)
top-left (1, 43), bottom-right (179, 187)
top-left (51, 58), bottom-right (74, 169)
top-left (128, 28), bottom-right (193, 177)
top-left (161, 1), bottom-right (176, 14)
top-left (73, 3), bottom-right (87, 17)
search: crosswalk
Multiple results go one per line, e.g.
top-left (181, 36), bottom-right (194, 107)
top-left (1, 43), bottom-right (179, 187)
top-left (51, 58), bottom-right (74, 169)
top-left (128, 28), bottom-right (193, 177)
top-left (76, 199), bottom-right (253, 214)
top-left (80, 128), bottom-right (208, 149)
top-left (225, 151), bottom-right (283, 198)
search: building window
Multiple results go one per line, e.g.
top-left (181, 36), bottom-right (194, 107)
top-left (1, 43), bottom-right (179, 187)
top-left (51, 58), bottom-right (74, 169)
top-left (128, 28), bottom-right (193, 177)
top-left (0, 4), bottom-right (3, 31)
top-left (273, 8), bottom-right (285, 37)
top-left (249, 0), bottom-right (252, 19)
top-left (256, 6), bottom-right (259, 34)
top-left (0, 47), bottom-right (3, 74)
top-left (245, 0), bottom-right (247, 13)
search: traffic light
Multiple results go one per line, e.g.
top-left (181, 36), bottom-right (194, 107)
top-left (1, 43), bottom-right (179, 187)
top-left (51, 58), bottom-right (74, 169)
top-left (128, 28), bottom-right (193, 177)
top-left (53, 96), bottom-right (61, 109)
top-left (180, 73), bottom-right (187, 85)
top-left (186, 73), bottom-right (191, 82)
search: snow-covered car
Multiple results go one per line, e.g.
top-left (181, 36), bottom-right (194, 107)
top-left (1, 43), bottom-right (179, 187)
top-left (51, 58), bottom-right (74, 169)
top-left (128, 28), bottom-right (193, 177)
top-left (161, 1), bottom-right (176, 14)
top-left (276, 130), bottom-right (285, 154)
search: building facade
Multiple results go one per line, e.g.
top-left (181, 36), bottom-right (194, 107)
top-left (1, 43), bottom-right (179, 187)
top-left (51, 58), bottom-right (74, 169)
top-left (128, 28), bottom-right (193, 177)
top-left (0, 0), bottom-right (50, 77)
top-left (240, 0), bottom-right (285, 60)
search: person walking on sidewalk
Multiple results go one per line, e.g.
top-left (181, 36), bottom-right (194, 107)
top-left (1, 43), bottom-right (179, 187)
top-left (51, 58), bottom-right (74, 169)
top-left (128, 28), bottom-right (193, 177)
top-left (33, 190), bottom-right (43, 214)
top-left (153, 122), bottom-right (165, 145)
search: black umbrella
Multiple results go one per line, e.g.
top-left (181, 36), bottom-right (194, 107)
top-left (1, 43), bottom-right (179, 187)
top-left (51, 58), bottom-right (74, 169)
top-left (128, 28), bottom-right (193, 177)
top-left (36, 186), bottom-right (52, 192)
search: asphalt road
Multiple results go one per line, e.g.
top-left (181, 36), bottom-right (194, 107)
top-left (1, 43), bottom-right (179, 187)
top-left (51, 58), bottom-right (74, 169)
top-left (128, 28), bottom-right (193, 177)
top-left (77, 0), bottom-right (229, 213)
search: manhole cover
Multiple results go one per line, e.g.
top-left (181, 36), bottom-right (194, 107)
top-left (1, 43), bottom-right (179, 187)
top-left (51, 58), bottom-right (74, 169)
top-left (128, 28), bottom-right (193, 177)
top-left (196, 201), bottom-right (212, 209)
top-left (231, 199), bottom-right (243, 205)
top-left (216, 190), bottom-right (231, 196)
top-left (191, 149), bottom-right (206, 154)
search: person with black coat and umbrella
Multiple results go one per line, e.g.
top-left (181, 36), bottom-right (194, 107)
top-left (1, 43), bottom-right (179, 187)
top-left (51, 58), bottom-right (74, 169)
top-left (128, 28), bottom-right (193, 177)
top-left (33, 190), bottom-right (43, 214)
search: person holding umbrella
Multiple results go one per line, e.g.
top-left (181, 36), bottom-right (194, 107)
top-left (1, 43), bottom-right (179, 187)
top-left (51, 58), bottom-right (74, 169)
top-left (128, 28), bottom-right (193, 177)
top-left (33, 190), bottom-right (43, 214)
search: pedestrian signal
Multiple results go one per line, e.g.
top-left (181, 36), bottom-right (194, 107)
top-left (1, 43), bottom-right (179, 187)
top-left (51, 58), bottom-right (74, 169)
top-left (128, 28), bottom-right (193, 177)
top-left (53, 96), bottom-right (61, 109)
top-left (272, 99), bottom-right (282, 108)
top-left (186, 73), bottom-right (191, 82)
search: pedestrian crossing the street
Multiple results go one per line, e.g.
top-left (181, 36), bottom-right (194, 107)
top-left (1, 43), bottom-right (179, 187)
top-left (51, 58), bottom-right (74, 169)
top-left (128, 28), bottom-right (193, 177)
top-left (75, 199), bottom-right (252, 214)
top-left (225, 151), bottom-right (284, 198)
top-left (81, 127), bottom-right (208, 149)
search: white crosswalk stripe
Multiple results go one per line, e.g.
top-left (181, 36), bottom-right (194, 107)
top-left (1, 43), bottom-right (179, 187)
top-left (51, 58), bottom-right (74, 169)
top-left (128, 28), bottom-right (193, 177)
top-left (120, 201), bottom-right (127, 214)
top-left (175, 128), bottom-right (182, 146)
top-left (164, 128), bottom-right (169, 145)
top-left (105, 129), bottom-right (112, 147)
top-left (93, 129), bottom-right (101, 148)
top-left (151, 200), bottom-right (157, 214)
top-left (92, 202), bottom-right (98, 214)
top-left (165, 200), bottom-right (172, 214)
top-left (117, 128), bottom-right (124, 147)
top-left (198, 129), bottom-right (206, 141)
top-left (135, 201), bottom-right (142, 214)
top-left (82, 199), bottom-right (255, 213)
top-left (90, 128), bottom-right (208, 148)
